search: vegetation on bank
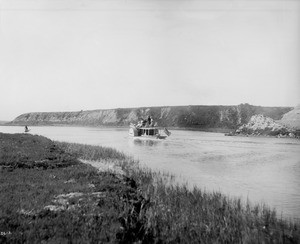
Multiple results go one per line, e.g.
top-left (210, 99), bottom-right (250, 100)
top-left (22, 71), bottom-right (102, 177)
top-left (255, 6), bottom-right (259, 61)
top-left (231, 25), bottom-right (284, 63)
top-left (0, 133), bottom-right (299, 243)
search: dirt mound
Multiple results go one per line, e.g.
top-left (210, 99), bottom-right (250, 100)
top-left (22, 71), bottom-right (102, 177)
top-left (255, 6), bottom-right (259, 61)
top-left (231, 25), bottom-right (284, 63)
top-left (0, 133), bottom-right (79, 170)
top-left (236, 115), bottom-right (296, 137)
top-left (280, 105), bottom-right (300, 130)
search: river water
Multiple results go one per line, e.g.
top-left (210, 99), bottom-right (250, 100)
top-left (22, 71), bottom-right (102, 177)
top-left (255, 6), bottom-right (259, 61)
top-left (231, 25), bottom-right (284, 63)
top-left (1, 125), bottom-right (300, 220)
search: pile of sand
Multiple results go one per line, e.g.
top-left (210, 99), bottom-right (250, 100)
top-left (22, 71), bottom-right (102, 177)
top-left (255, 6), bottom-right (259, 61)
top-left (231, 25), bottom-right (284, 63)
top-left (280, 105), bottom-right (300, 130)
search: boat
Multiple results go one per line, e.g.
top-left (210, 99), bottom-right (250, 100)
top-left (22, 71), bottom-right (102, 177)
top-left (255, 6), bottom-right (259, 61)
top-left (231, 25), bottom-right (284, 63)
top-left (129, 124), bottom-right (171, 139)
top-left (224, 132), bottom-right (235, 136)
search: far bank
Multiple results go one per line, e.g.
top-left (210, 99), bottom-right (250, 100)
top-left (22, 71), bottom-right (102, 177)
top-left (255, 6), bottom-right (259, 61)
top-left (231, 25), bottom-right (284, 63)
top-left (7, 104), bottom-right (293, 130)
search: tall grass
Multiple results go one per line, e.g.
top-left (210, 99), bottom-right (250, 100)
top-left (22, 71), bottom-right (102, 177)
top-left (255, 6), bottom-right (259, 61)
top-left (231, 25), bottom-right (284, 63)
top-left (57, 141), bottom-right (300, 243)
top-left (2, 137), bottom-right (299, 243)
top-left (127, 167), bottom-right (299, 243)
top-left (56, 141), bottom-right (138, 172)
top-left (56, 142), bottom-right (127, 161)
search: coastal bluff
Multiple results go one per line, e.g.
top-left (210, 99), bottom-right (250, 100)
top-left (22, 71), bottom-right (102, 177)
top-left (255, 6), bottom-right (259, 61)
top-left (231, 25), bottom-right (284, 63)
top-left (9, 104), bottom-right (292, 130)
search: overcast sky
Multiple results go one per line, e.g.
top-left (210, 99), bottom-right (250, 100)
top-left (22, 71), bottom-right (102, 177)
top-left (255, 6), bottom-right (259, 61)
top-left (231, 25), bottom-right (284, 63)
top-left (0, 0), bottom-right (299, 120)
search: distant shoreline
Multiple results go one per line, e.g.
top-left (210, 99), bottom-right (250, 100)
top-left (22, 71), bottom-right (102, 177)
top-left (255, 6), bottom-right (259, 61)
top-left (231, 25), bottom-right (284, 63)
top-left (3, 123), bottom-right (300, 140)
top-left (1, 123), bottom-right (235, 134)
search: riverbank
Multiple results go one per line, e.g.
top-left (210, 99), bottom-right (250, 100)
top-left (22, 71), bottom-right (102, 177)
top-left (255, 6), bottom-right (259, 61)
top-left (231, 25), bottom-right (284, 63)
top-left (0, 133), bottom-right (299, 243)
top-left (225, 131), bottom-right (300, 140)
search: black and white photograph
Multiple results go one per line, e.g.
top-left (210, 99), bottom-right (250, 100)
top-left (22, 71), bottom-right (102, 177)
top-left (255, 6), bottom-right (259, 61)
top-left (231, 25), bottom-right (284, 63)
top-left (0, 0), bottom-right (300, 242)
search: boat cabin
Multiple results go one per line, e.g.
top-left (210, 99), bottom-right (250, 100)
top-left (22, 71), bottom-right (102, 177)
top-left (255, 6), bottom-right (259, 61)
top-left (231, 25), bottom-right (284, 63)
top-left (129, 126), bottom-right (168, 139)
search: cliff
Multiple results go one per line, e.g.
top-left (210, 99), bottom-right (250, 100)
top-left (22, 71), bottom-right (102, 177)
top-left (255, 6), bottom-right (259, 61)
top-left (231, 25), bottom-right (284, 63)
top-left (10, 104), bottom-right (292, 130)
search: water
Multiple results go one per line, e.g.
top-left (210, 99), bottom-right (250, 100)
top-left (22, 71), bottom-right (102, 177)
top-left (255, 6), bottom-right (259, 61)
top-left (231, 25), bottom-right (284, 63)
top-left (1, 125), bottom-right (300, 220)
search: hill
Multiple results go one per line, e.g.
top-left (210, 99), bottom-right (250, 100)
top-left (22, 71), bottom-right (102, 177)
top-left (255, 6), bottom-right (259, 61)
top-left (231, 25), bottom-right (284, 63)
top-left (280, 105), bottom-right (300, 130)
top-left (9, 104), bottom-right (292, 130)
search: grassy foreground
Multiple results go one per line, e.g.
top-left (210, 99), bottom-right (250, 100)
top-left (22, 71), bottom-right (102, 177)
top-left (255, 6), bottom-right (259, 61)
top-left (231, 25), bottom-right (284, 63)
top-left (0, 133), bottom-right (299, 243)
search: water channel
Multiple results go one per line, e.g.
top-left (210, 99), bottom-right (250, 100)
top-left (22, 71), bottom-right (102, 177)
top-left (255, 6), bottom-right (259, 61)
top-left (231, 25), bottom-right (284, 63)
top-left (1, 125), bottom-right (299, 220)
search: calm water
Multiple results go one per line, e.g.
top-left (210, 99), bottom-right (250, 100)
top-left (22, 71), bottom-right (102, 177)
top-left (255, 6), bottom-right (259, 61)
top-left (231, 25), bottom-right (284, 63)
top-left (1, 125), bottom-right (300, 220)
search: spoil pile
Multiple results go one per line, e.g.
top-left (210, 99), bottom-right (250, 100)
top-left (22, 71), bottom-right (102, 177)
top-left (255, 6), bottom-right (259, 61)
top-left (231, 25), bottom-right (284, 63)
top-left (236, 114), bottom-right (296, 137)
top-left (280, 104), bottom-right (300, 130)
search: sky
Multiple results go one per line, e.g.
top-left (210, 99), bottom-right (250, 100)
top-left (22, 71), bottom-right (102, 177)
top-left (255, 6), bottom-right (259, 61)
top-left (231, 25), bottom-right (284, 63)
top-left (0, 0), bottom-right (299, 121)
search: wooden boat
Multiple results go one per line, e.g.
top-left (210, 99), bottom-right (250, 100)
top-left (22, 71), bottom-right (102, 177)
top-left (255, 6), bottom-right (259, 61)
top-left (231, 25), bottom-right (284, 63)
top-left (224, 132), bottom-right (235, 136)
top-left (129, 124), bottom-right (171, 139)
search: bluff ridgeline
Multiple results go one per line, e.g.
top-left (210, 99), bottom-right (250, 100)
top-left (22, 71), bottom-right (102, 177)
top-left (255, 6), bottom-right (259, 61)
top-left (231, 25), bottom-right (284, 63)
top-left (10, 104), bottom-right (292, 130)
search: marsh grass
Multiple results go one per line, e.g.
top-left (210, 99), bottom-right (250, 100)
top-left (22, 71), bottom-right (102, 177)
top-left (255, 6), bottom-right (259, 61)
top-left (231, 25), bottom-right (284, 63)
top-left (0, 135), bottom-right (148, 243)
top-left (1, 135), bottom-right (299, 243)
top-left (127, 168), bottom-right (299, 243)
top-left (0, 133), bottom-right (79, 170)
top-left (56, 141), bottom-right (138, 172)
top-left (56, 141), bottom-right (127, 161)
top-left (0, 163), bottom-right (150, 243)
top-left (57, 141), bottom-right (300, 243)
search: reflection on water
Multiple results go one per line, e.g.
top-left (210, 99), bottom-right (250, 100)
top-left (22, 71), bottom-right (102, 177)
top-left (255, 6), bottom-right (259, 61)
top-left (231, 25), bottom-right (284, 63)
top-left (1, 125), bottom-right (300, 220)
top-left (131, 138), bottom-right (161, 147)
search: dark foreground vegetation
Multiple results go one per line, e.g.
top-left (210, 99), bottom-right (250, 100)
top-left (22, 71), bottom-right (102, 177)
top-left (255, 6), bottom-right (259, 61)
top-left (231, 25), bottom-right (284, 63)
top-left (0, 132), bottom-right (299, 243)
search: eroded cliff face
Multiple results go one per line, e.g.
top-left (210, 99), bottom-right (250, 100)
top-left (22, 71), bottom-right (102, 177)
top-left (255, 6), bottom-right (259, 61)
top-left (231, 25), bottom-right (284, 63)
top-left (10, 104), bottom-right (292, 129)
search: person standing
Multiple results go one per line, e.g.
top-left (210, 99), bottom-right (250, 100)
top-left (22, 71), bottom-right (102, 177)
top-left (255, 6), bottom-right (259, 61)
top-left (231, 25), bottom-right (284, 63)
top-left (147, 115), bottom-right (151, 126)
